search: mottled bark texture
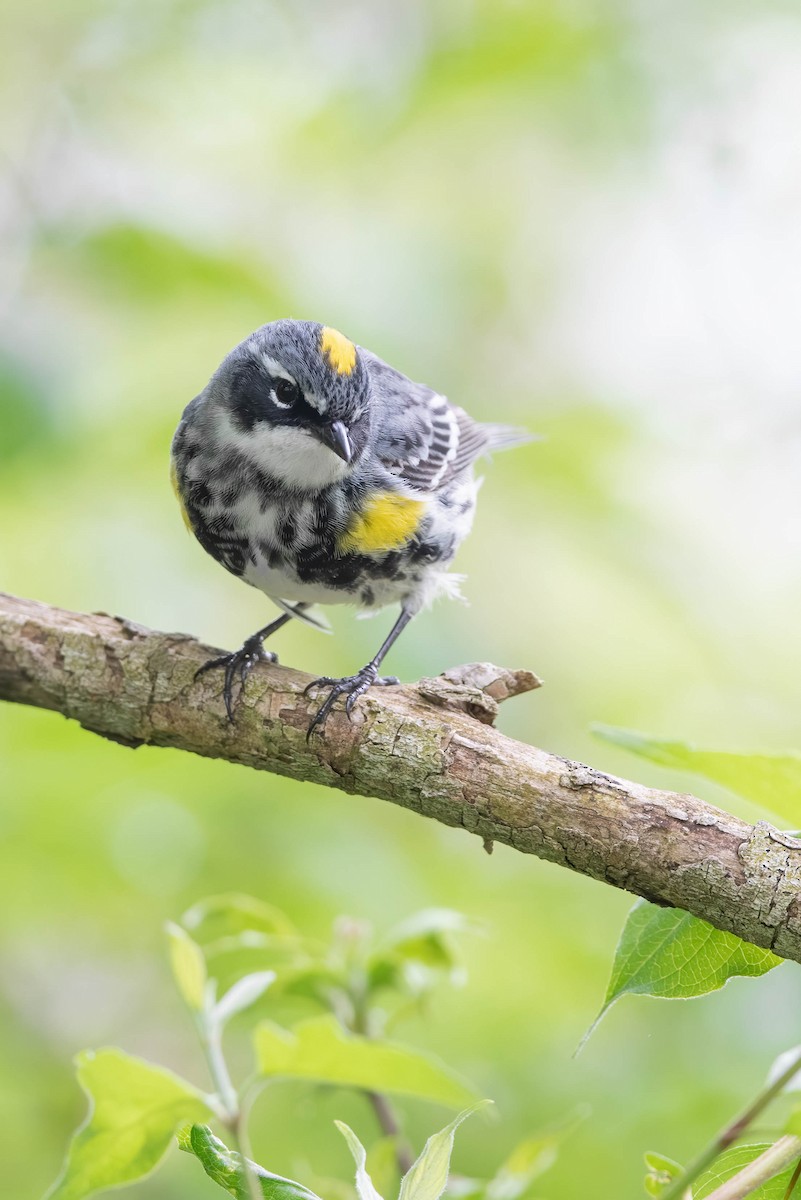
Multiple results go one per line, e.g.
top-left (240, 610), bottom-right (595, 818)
top-left (2, 591), bottom-right (800, 962)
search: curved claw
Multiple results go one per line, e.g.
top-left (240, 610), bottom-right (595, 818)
top-left (304, 675), bottom-right (336, 698)
top-left (305, 665), bottom-right (401, 740)
top-left (196, 633), bottom-right (277, 722)
top-left (194, 653), bottom-right (231, 682)
top-left (306, 691), bottom-right (340, 741)
top-left (223, 655), bottom-right (240, 721)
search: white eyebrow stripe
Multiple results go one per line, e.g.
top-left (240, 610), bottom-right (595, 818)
top-left (258, 353), bottom-right (297, 384)
top-left (256, 351), bottom-right (326, 412)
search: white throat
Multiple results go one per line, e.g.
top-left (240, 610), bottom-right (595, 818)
top-left (216, 412), bottom-right (350, 490)
top-left (255, 425), bottom-right (350, 488)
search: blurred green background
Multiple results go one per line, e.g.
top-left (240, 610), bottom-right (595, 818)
top-left (3, 1), bottom-right (801, 1196)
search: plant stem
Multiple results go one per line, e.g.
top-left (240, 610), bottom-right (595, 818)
top-left (228, 1115), bottom-right (263, 1200)
top-left (200, 1018), bottom-right (238, 1117)
top-left (351, 992), bottom-right (414, 1176)
top-left (367, 1090), bottom-right (414, 1174)
top-left (198, 1015), bottom-right (261, 1200)
top-left (784, 1153), bottom-right (801, 1200)
top-left (660, 1047), bottom-right (801, 1200)
top-left (703, 1136), bottom-right (801, 1200)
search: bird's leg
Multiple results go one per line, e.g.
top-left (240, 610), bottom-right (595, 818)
top-left (305, 607), bottom-right (414, 739)
top-left (196, 604), bottom-right (308, 721)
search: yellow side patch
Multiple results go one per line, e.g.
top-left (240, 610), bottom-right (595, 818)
top-left (170, 459), bottom-right (193, 532)
top-left (320, 325), bottom-right (357, 375)
top-left (339, 493), bottom-right (425, 555)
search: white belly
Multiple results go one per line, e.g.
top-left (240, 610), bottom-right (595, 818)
top-left (242, 553), bottom-right (410, 609)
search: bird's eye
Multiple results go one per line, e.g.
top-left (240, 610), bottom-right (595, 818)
top-left (271, 378), bottom-right (301, 409)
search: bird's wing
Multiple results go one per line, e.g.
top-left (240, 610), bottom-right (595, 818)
top-left (270, 598), bottom-right (332, 632)
top-left (363, 351), bottom-right (503, 493)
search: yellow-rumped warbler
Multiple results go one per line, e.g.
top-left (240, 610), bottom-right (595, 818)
top-left (171, 319), bottom-right (529, 735)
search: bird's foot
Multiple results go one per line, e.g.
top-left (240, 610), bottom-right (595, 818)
top-left (195, 633), bottom-right (277, 722)
top-left (305, 664), bottom-right (400, 739)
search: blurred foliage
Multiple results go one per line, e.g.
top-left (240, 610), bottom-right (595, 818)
top-left (48, 897), bottom-right (562, 1200)
top-left (179, 1107), bottom-right (492, 1200)
top-left (595, 725), bottom-right (801, 824)
top-left (3, 1), bottom-right (801, 1198)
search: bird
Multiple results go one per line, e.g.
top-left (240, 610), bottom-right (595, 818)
top-left (171, 319), bottom-right (529, 737)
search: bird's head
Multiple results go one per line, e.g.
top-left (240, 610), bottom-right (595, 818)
top-left (208, 319), bottom-right (372, 490)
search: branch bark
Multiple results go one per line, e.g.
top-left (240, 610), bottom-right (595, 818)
top-left (2, 591), bottom-right (800, 963)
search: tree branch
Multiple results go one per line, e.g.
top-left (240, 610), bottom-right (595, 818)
top-left (2, 591), bottom-right (800, 963)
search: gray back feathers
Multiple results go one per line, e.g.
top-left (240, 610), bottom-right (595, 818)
top-left (364, 350), bottom-right (531, 494)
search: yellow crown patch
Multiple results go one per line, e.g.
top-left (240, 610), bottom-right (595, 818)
top-left (320, 326), bottom-right (357, 376)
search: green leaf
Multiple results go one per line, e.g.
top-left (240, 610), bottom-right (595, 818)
top-left (584, 901), bottom-right (781, 1043)
top-left (379, 909), bottom-right (477, 965)
top-left (166, 921), bottom-right (208, 1011)
top-left (179, 1123), bottom-right (323, 1200)
top-left (643, 1150), bottom-right (682, 1195)
top-left (254, 1014), bottom-right (480, 1109)
top-left (181, 893), bottom-right (298, 944)
top-left (335, 1122), bottom-right (385, 1200)
top-left (368, 909), bottom-right (477, 997)
top-left (179, 896), bottom-right (306, 994)
top-left (693, 1144), bottom-right (797, 1198)
top-left (270, 962), bottom-right (349, 1009)
top-left (215, 971), bottom-right (276, 1026)
top-left (398, 1103), bottom-right (492, 1200)
top-left (593, 726), bottom-right (801, 823)
top-left (484, 1108), bottom-right (588, 1200)
top-left (45, 1048), bottom-right (211, 1200)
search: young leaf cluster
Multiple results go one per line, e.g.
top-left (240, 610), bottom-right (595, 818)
top-left (45, 896), bottom-right (565, 1200)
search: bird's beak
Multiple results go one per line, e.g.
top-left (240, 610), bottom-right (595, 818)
top-left (321, 420), bottom-right (353, 463)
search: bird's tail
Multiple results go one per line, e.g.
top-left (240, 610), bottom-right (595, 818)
top-left (482, 423), bottom-right (538, 452)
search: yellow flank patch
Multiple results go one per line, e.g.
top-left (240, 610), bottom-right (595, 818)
top-left (170, 459), bottom-right (193, 532)
top-left (320, 325), bottom-right (357, 375)
top-left (339, 493), bottom-right (425, 554)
